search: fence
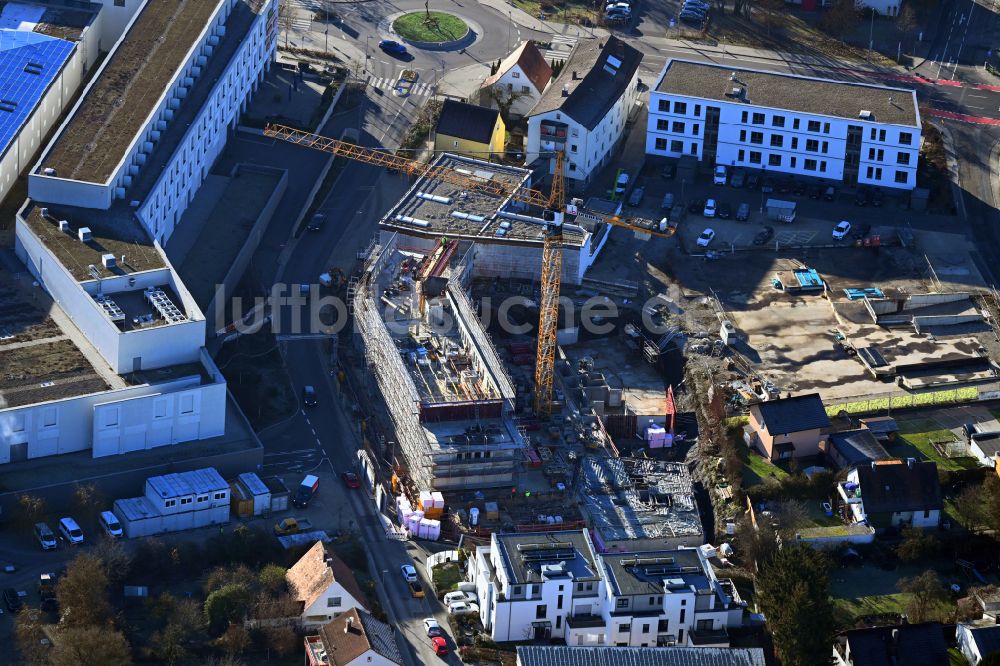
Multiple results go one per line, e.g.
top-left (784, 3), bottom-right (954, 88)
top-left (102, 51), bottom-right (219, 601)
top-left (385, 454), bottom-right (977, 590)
top-left (823, 385), bottom-right (983, 417)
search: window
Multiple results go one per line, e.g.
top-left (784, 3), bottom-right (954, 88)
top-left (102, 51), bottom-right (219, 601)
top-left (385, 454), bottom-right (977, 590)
top-left (679, 609), bottom-right (686, 623)
top-left (739, 129), bottom-right (747, 142)
top-left (877, 149), bottom-right (884, 160)
top-left (569, 163), bottom-right (576, 171)
top-left (658, 619), bottom-right (669, 631)
top-left (741, 111), bottom-right (748, 123)
top-left (655, 138), bottom-right (667, 151)
top-left (738, 149), bottom-right (745, 161)
top-left (42, 408), bottom-right (57, 428)
top-left (823, 122), bottom-right (831, 133)
top-left (214, 491), bottom-right (227, 500)
top-left (513, 586), bottom-right (522, 596)
top-left (870, 127), bottom-right (877, 140)
top-left (749, 151), bottom-right (762, 164)
top-left (807, 120), bottom-right (821, 132)
top-left (692, 124), bottom-right (700, 135)
top-left (868, 148), bottom-right (876, 160)
top-left (328, 597), bottom-right (342, 608)
top-left (770, 134), bottom-right (783, 148)
top-left (570, 144), bottom-right (578, 153)
top-left (521, 86), bottom-right (530, 93)
top-left (876, 167), bottom-right (883, 179)
top-left (681, 600), bottom-right (686, 606)
top-left (879, 129), bottom-right (886, 141)
top-left (895, 170), bottom-right (908, 184)
top-left (866, 166), bottom-right (874, 178)
top-left (752, 112), bottom-right (765, 124)
top-left (804, 158), bottom-right (817, 171)
top-left (694, 104), bottom-right (701, 115)
top-left (557, 596), bottom-right (563, 610)
top-left (793, 118), bottom-right (800, 130)
top-left (115, 0), bottom-right (125, 6)
top-left (657, 119), bottom-right (669, 130)
top-left (618, 623), bottom-right (631, 633)
top-left (750, 131), bottom-right (763, 144)
top-left (897, 152), bottom-right (910, 165)
top-left (512, 71), bottom-right (520, 78)
top-left (165, 499), bottom-right (177, 508)
top-left (556, 616), bottom-right (562, 629)
top-left (672, 121), bottom-right (685, 133)
top-left (453, 140), bottom-right (459, 147)
top-left (791, 137), bottom-right (798, 150)
top-left (768, 154), bottom-right (781, 167)
top-left (899, 131), bottom-right (913, 145)
top-left (790, 156), bottom-right (797, 167)
top-left (180, 497), bottom-right (193, 505)
top-left (536, 604), bottom-right (547, 619)
top-left (772, 115), bottom-right (785, 127)
top-left (674, 101), bottom-right (687, 114)
top-left (658, 100), bottom-right (669, 112)
top-left (670, 140), bottom-right (683, 152)
top-left (649, 597), bottom-right (656, 605)
top-left (642, 624), bottom-right (650, 633)
top-left (197, 495), bottom-right (208, 503)
top-left (820, 161), bottom-right (827, 172)
top-left (806, 139), bottom-right (819, 152)
top-left (180, 394), bottom-right (195, 414)
top-left (616, 599), bottom-right (629, 609)
top-left (697, 619), bottom-right (714, 631)
top-left (104, 410), bottom-right (119, 428)
top-left (690, 143), bottom-right (697, 154)
top-left (822, 141), bottom-right (828, 152)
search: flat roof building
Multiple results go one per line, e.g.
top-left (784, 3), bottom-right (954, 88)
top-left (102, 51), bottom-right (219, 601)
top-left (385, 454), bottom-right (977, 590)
top-left (648, 59), bottom-right (921, 191)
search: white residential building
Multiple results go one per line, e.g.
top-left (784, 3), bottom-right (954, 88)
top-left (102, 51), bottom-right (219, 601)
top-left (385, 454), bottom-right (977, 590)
top-left (479, 41), bottom-right (552, 120)
top-left (526, 36), bottom-right (642, 186)
top-left (473, 530), bottom-right (605, 643)
top-left (304, 609), bottom-right (404, 666)
top-left (837, 459), bottom-right (942, 530)
top-left (113, 467), bottom-right (230, 538)
top-left (957, 622), bottom-right (1000, 665)
top-left (647, 59), bottom-right (921, 190)
top-left (288, 542), bottom-right (370, 628)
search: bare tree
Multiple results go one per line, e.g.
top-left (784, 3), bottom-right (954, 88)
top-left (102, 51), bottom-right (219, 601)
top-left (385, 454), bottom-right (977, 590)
top-left (14, 609), bottom-right (48, 666)
top-left (56, 553), bottom-right (112, 628)
top-left (50, 625), bottom-right (132, 666)
top-left (818, 0), bottom-right (860, 36)
top-left (485, 86), bottom-right (533, 125)
top-left (757, 0), bottom-right (787, 38)
top-left (16, 494), bottom-right (46, 532)
top-left (898, 570), bottom-right (948, 623)
top-left (278, 1), bottom-right (294, 50)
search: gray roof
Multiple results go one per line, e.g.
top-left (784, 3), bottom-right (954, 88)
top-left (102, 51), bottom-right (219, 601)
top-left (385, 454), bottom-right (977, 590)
top-left (601, 549), bottom-right (709, 597)
top-left (238, 472), bottom-right (268, 496)
top-left (841, 623), bottom-right (947, 666)
top-left (113, 496), bottom-right (161, 521)
top-left (145, 467), bottom-right (228, 499)
top-left (516, 646), bottom-right (766, 666)
top-left (529, 36), bottom-right (642, 131)
top-left (494, 530), bottom-right (600, 585)
top-left (655, 59), bottom-right (919, 128)
top-left (829, 429), bottom-right (892, 467)
top-left (967, 624), bottom-right (1000, 656)
top-left (435, 99), bottom-right (500, 145)
top-left (357, 608), bottom-right (402, 664)
top-left (754, 393), bottom-right (831, 435)
top-left (854, 460), bottom-right (942, 514)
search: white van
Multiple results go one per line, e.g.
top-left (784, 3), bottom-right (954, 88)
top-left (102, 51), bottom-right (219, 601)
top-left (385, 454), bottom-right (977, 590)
top-left (34, 522), bottom-right (58, 550)
top-left (443, 591), bottom-right (476, 605)
top-left (58, 517), bottom-right (84, 546)
top-left (99, 511), bottom-right (123, 538)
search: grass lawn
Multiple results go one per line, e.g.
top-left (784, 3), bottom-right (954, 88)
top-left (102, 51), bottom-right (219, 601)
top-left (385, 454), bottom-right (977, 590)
top-left (832, 592), bottom-right (907, 628)
top-left (889, 418), bottom-right (980, 472)
top-left (509, 0), bottom-right (597, 25)
top-left (393, 12), bottom-right (468, 42)
top-left (432, 561), bottom-right (464, 594)
top-left (949, 648), bottom-right (968, 665)
top-left (741, 447), bottom-right (789, 486)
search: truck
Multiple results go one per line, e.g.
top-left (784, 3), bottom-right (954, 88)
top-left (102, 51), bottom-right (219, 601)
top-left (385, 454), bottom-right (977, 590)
top-left (273, 517), bottom-right (313, 536)
top-left (765, 199), bottom-right (796, 223)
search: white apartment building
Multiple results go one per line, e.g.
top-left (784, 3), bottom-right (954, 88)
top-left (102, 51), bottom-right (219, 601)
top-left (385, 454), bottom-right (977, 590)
top-left (473, 530), bottom-right (605, 642)
top-left (29, 0), bottom-right (278, 245)
top-left (479, 41), bottom-right (552, 120)
top-left (526, 36), bottom-right (642, 186)
top-left (113, 467), bottom-right (230, 538)
top-left (647, 59), bottom-right (921, 190)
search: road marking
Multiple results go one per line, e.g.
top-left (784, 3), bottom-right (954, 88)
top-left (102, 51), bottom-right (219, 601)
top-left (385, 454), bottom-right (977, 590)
top-left (316, 438), bottom-right (323, 447)
top-left (311, 428), bottom-right (317, 436)
top-left (265, 449), bottom-right (320, 456)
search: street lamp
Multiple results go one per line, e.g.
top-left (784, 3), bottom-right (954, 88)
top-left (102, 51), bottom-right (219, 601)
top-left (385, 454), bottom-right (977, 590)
top-left (366, 35), bottom-right (371, 74)
top-left (381, 569), bottom-right (389, 588)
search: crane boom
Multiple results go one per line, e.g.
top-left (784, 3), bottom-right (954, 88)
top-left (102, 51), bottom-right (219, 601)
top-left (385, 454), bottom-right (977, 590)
top-left (533, 152), bottom-right (566, 418)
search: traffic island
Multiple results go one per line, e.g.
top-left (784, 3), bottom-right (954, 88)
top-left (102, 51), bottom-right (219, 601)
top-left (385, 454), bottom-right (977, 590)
top-left (391, 11), bottom-right (473, 50)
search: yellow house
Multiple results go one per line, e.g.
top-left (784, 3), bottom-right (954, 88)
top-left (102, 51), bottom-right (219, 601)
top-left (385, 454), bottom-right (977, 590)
top-left (433, 99), bottom-right (505, 158)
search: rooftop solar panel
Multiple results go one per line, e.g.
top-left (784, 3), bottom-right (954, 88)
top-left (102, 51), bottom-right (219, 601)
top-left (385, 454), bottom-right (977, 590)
top-left (0, 29), bottom-right (74, 159)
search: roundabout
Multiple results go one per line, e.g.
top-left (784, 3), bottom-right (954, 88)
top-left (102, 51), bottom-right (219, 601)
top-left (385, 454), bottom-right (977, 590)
top-left (392, 11), bottom-right (469, 44)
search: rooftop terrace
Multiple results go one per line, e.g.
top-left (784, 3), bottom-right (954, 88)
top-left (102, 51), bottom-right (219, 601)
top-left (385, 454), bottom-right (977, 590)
top-left (40, 0), bottom-right (223, 182)
top-left (494, 530), bottom-right (600, 585)
top-left (0, 2), bottom-right (95, 42)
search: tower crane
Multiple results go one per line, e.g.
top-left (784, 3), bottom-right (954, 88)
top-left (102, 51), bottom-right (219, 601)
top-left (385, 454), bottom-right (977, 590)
top-left (262, 123), bottom-right (675, 417)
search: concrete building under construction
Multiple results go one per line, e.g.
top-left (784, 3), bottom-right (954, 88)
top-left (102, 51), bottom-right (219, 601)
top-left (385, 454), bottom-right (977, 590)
top-left (377, 154), bottom-right (615, 286)
top-left (353, 232), bottom-right (528, 491)
top-left (579, 456), bottom-right (704, 552)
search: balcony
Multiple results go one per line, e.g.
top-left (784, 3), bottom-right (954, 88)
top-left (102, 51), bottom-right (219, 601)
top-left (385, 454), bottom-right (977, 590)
top-left (539, 121), bottom-right (568, 143)
top-left (717, 579), bottom-right (744, 608)
top-left (566, 614), bottom-right (606, 629)
top-left (689, 628), bottom-right (730, 646)
top-left (838, 482), bottom-right (863, 504)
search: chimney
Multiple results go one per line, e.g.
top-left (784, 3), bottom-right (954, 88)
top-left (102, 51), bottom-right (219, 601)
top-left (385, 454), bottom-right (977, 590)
top-left (871, 461), bottom-right (877, 470)
top-left (345, 616), bottom-right (354, 633)
top-left (102, 254), bottom-right (116, 269)
top-left (561, 84), bottom-right (569, 97)
top-left (572, 70), bottom-right (578, 80)
top-left (906, 457), bottom-right (915, 468)
top-left (78, 227), bottom-right (92, 242)
top-left (890, 628), bottom-right (900, 655)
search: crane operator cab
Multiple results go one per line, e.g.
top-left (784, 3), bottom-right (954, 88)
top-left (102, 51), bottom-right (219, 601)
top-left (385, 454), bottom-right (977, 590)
top-left (542, 209), bottom-right (564, 238)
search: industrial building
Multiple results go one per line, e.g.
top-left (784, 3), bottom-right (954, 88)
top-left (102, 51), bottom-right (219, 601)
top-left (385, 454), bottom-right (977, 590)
top-left (0, 2), bottom-right (100, 203)
top-left (378, 153), bottom-right (613, 286)
top-left (354, 233), bottom-right (528, 491)
top-left (578, 456), bottom-right (704, 552)
top-left (112, 467), bottom-right (230, 538)
top-left (647, 59), bottom-right (921, 190)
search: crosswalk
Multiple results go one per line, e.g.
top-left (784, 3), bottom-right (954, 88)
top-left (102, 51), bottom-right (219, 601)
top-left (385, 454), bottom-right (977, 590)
top-left (368, 76), bottom-right (435, 97)
top-left (550, 33), bottom-right (579, 46)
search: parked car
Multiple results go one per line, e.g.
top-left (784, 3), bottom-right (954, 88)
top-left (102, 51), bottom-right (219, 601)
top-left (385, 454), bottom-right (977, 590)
top-left (424, 618), bottom-right (444, 637)
top-left (401, 565), bottom-right (418, 583)
top-left (713, 165), bottom-right (727, 185)
top-left (852, 223), bottom-right (872, 239)
top-left (854, 187), bottom-right (869, 206)
top-left (832, 220), bottom-right (852, 240)
top-left (696, 228), bottom-right (716, 247)
top-left (342, 472), bottom-right (360, 489)
top-left (3, 588), bottom-right (21, 613)
top-left (753, 226), bottom-right (774, 245)
top-left (761, 177), bottom-right (775, 193)
top-left (776, 178), bottom-right (792, 194)
top-left (687, 198), bottom-right (706, 214)
top-left (378, 40), bottom-right (407, 56)
top-left (58, 517), bottom-right (84, 546)
top-left (444, 591), bottom-right (477, 605)
top-left (292, 474), bottom-right (320, 508)
top-left (678, 12), bottom-right (704, 23)
top-left (40, 596), bottom-right (59, 613)
top-left (703, 199), bottom-right (717, 218)
top-left (99, 511), bottom-right (123, 539)
top-left (34, 523), bottom-right (57, 551)
top-left (717, 201), bottom-right (732, 219)
top-left (870, 187), bottom-right (884, 207)
top-left (447, 601), bottom-right (479, 616)
top-left (823, 185), bottom-right (837, 201)
top-left (408, 581), bottom-right (425, 598)
top-left (614, 172), bottom-right (629, 196)
top-left (807, 184), bottom-right (822, 199)
top-left (792, 180), bottom-right (806, 197)
top-left (431, 636), bottom-right (449, 657)
top-left (661, 192), bottom-right (675, 210)
top-left (627, 186), bottom-right (645, 207)
top-left (302, 385), bottom-right (318, 407)
top-left (746, 173), bottom-right (760, 190)
top-left (736, 202), bottom-right (750, 222)
top-left (661, 163), bottom-right (676, 180)
top-left (306, 213), bottom-right (326, 232)
top-left (729, 169), bottom-right (745, 188)
top-left (273, 517), bottom-right (312, 536)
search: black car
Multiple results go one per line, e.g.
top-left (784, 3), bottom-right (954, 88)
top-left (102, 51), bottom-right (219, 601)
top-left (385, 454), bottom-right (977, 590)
top-left (736, 202), bottom-right (750, 222)
top-left (746, 173), bottom-right (760, 190)
top-left (823, 185), bottom-right (837, 201)
top-left (776, 178), bottom-right (792, 194)
top-left (807, 184), bottom-right (822, 199)
top-left (753, 226), bottom-right (775, 245)
top-left (302, 385), bottom-right (318, 407)
top-left (870, 187), bottom-right (884, 207)
top-left (852, 223), bottom-right (872, 240)
top-left (854, 187), bottom-right (869, 206)
top-left (792, 181), bottom-right (807, 197)
top-left (660, 163), bottom-right (676, 180)
top-left (717, 202), bottom-right (732, 219)
top-left (688, 198), bottom-right (706, 214)
top-left (3, 588), bottom-right (21, 613)
top-left (40, 596), bottom-right (58, 613)
top-left (761, 178), bottom-right (775, 193)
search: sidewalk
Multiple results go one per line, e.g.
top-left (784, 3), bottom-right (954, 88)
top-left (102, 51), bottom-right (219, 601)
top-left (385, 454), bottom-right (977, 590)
top-left (476, 0), bottom-right (609, 39)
